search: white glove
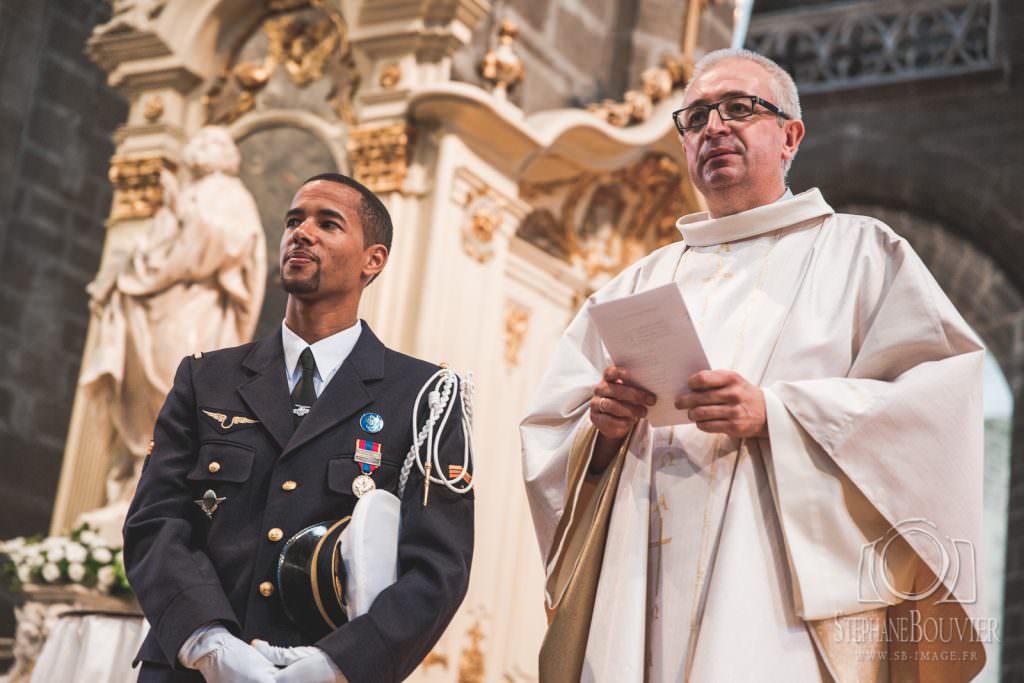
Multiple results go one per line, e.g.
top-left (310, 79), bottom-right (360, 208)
top-left (250, 639), bottom-right (323, 667)
top-left (178, 623), bottom-right (277, 683)
top-left (259, 644), bottom-right (344, 683)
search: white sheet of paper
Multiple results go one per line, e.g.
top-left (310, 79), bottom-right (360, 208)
top-left (588, 283), bottom-right (710, 427)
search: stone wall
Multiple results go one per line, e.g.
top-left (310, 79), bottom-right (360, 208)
top-left (0, 0), bottom-right (127, 643)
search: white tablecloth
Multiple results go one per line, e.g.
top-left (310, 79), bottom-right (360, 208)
top-left (31, 612), bottom-right (148, 683)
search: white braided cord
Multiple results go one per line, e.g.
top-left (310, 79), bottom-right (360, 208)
top-left (397, 368), bottom-right (474, 499)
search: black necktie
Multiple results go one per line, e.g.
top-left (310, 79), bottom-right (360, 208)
top-left (291, 347), bottom-right (317, 423)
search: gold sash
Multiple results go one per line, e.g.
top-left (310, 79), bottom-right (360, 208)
top-left (539, 425), bottom-right (631, 682)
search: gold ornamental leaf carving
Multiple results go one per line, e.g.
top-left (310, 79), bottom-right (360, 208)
top-left (379, 62), bottom-right (402, 89)
top-left (587, 53), bottom-right (689, 127)
top-left (457, 620), bottom-right (486, 683)
top-left (346, 123), bottom-right (412, 194)
top-left (504, 303), bottom-right (530, 370)
top-left (517, 153), bottom-right (698, 284)
top-left (421, 650), bottom-right (449, 670)
top-left (461, 191), bottom-right (502, 263)
top-left (108, 154), bottom-right (178, 221)
top-left (264, 12), bottom-right (339, 87)
top-left (204, 1), bottom-right (358, 125)
top-left (480, 19), bottom-right (524, 98)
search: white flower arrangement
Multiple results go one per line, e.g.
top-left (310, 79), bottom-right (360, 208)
top-left (0, 523), bottom-right (132, 597)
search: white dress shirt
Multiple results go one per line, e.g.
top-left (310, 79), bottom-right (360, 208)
top-left (281, 319), bottom-right (363, 397)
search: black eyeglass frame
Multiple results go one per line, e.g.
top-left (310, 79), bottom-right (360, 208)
top-left (672, 95), bottom-right (792, 134)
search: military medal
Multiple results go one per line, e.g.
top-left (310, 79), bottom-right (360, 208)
top-left (352, 463), bottom-right (377, 497)
top-left (354, 439), bottom-right (382, 467)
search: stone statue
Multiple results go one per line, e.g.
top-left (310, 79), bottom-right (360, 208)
top-left (78, 126), bottom-right (266, 540)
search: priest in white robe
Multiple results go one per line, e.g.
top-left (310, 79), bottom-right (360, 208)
top-left (521, 48), bottom-right (987, 682)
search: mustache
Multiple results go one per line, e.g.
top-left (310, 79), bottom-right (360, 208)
top-left (282, 247), bottom-right (320, 264)
top-left (700, 144), bottom-right (741, 163)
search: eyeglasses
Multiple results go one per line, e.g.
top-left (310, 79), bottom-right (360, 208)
top-left (672, 95), bottom-right (791, 134)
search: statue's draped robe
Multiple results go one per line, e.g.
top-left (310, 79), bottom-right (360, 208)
top-left (81, 172), bottom-right (266, 461)
top-left (521, 189), bottom-right (986, 682)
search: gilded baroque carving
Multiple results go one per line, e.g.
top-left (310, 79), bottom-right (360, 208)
top-left (265, 11), bottom-right (338, 87)
top-left (461, 190), bottom-right (502, 263)
top-left (518, 153), bottom-right (697, 282)
top-left (587, 54), bottom-right (689, 127)
top-left (346, 123), bottom-right (412, 194)
top-left (458, 620), bottom-right (486, 683)
top-left (204, 0), bottom-right (359, 125)
top-left (107, 154), bottom-right (177, 221)
top-left (504, 303), bottom-right (530, 370)
top-left (480, 20), bottom-right (524, 98)
top-left (421, 649), bottom-right (450, 670)
top-left (379, 62), bottom-right (402, 89)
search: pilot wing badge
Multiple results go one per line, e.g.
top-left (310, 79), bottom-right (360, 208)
top-left (202, 408), bottom-right (260, 431)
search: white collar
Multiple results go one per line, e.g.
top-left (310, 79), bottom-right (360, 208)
top-left (676, 187), bottom-right (833, 247)
top-left (281, 319), bottom-right (363, 382)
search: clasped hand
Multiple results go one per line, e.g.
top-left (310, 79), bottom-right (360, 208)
top-left (590, 366), bottom-right (767, 439)
top-left (185, 627), bottom-right (343, 683)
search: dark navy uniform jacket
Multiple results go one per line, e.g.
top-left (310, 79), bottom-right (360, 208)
top-left (124, 323), bottom-right (474, 682)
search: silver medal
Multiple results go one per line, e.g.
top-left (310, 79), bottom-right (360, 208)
top-left (352, 473), bottom-right (376, 498)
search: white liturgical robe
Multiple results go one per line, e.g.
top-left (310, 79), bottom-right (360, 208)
top-left (521, 189), bottom-right (986, 682)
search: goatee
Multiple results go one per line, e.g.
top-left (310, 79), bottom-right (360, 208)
top-left (282, 266), bottom-right (321, 294)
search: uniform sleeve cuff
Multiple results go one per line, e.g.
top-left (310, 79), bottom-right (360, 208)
top-left (154, 583), bottom-right (239, 666)
top-left (316, 617), bottom-right (393, 683)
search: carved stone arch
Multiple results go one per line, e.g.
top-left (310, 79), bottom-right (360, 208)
top-left (228, 109), bottom-right (349, 169)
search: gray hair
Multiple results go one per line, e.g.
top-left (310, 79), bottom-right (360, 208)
top-left (684, 48), bottom-right (802, 175)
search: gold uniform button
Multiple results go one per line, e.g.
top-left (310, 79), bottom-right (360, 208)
top-left (281, 480), bottom-right (298, 492)
top-left (267, 528), bottom-right (284, 542)
top-left (258, 581), bottom-right (275, 597)
top-left (208, 461), bottom-right (221, 473)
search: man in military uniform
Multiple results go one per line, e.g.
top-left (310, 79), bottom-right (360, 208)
top-left (124, 173), bottom-right (474, 682)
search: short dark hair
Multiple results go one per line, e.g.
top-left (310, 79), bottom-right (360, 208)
top-left (302, 173), bottom-right (393, 251)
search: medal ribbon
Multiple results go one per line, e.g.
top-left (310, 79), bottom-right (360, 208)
top-left (360, 463), bottom-right (378, 476)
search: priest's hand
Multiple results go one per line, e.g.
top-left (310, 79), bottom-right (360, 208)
top-left (675, 370), bottom-right (768, 438)
top-left (589, 366), bottom-right (656, 473)
top-left (591, 366), bottom-right (657, 439)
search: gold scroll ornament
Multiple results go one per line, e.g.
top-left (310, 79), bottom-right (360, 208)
top-left (345, 123), bottom-right (412, 194)
top-left (107, 154), bottom-right (177, 221)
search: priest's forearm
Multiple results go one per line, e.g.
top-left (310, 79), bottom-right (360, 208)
top-left (589, 434), bottom-right (624, 475)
